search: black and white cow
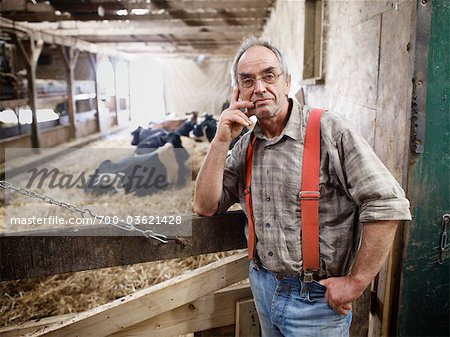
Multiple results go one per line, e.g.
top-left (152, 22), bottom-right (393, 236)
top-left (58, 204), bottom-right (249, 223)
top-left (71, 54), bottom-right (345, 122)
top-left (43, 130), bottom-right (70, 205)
top-left (85, 141), bottom-right (189, 196)
top-left (191, 114), bottom-right (217, 143)
top-left (131, 127), bottom-right (168, 146)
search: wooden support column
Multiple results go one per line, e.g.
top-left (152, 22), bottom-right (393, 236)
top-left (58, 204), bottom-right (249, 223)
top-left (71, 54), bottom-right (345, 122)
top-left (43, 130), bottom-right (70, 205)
top-left (16, 35), bottom-right (43, 148)
top-left (88, 53), bottom-right (101, 133)
top-left (111, 57), bottom-right (120, 126)
top-left (60, 46), bottom-right (79, 140)
top-left (235, 298), bottom-right (260, 337)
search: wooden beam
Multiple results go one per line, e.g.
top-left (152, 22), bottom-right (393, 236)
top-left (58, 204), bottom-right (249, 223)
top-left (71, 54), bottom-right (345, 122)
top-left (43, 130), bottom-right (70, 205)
top-left (109, 284), bottom-right (252, 337)
top-left (0, 17), bottom-right (130, 59)
top-left (0, 314), bottom-right (74, 337)
top-left (36, 25), bottom-right (261, 37)
top-left (3, 11), bottom-right (269, 22)
top-left (25, 251), bottom-right (249, 337)
top-left (0, 211), bottom-right (247, 281)
top-left (0, 284), bottom-right (252, 337)
top-left (88, 53), bottom-right (101, 133)
top-left (22, 18), bottom-right (264, 30)
top-left (60, 46), bottom-right (79, 139)
top-left (15, 36), bottom-right (43, 148)
top-left (44, 0), bottom-right (273, 12)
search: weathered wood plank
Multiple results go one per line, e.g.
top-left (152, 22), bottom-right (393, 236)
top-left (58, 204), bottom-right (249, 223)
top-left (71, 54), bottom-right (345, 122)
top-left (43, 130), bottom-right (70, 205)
top-left (0, 314), bottom-right (73, 337)
top-left (194, 325), bottom-right (235, 337)
top-left (0, 284), bottom-right (252, 337)
top-left (26, 252), bottom-right (248, 337)
top-left (0, 211), bottom-right (247, 281)
top-left (108, 284), bottom-right (252, 337)
top-left (235, 298), bottom-right (260, 337)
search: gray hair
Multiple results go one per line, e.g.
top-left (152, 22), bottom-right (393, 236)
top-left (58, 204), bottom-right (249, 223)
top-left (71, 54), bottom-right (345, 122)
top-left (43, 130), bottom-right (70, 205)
top-left (230, 35), bottom-right (289, 87)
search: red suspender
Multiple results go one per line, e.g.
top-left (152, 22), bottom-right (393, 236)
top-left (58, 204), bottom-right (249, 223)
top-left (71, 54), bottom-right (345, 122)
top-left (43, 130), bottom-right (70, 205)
top-left (245, 135), bottom-right (257, 259)
top-left (300, 108), bottom-right (325, 272)
top-left (244, 108), bottom-right (325, 274)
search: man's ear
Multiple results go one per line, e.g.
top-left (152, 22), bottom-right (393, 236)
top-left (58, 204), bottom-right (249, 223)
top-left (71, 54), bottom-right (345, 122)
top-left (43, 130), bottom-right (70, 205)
top-left (285, 74), bottom-right (292, 95)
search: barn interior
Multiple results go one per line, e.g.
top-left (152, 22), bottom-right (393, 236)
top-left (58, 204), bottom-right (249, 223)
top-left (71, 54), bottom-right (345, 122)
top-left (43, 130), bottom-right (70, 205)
top-left (0, 1), bottom-right (449, 337)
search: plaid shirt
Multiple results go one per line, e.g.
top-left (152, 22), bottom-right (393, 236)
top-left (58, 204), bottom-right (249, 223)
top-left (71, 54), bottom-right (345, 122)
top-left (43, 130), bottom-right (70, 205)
top-left (217, 99), bottom-right (411, 277)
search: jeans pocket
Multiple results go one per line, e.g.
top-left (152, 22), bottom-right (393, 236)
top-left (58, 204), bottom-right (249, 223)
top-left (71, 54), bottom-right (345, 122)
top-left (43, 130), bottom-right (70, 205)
top-left (313, 280), bottom-right (327, 291)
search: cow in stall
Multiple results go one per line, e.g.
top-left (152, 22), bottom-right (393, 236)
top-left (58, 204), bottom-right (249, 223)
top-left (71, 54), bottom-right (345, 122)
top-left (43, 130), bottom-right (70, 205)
top-left (131, 112), bottom-right (198, 154)
top-left (85, 136), bottom-right (189, 196)
top-left (131, 127), bottom-right (168, 147)
top-left (190, 113), bottom-right (247, 150)
top-left (191, 113), bottom-right (217, 143)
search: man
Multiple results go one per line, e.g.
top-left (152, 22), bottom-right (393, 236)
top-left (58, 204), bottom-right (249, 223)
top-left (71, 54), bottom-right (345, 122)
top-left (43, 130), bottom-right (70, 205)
top-left (194, 36), bottom-right (411, 337)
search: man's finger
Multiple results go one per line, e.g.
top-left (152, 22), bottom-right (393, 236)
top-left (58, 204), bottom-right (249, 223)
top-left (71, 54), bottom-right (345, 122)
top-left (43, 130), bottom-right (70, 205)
top-left (230, 86), bottom-right (240, 104)
top-left (232, 100), bottom-right (255, 111)
top-left (227, 113), bottom-right (251, 127)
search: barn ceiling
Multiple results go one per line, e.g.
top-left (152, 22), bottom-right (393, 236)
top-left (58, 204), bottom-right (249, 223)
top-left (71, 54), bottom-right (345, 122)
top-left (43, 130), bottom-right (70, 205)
top-left (0, 0), bottom-right (276, 56)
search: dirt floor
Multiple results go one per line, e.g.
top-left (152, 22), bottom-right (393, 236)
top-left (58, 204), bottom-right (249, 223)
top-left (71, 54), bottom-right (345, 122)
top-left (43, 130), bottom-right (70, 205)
top-left (0, 130), bottom-right (243, 328)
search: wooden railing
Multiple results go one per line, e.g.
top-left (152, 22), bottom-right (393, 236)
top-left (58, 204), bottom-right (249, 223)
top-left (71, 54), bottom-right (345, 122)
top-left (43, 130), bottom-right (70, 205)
top-left (0, 211), bottom-right (247, 282)
top-left (0, 211), bottom-right (264, 337)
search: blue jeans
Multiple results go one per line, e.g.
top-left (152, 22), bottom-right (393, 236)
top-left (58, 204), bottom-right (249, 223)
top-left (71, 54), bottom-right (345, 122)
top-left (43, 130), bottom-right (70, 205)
top-left (249, 260), bottom-right (352, 337)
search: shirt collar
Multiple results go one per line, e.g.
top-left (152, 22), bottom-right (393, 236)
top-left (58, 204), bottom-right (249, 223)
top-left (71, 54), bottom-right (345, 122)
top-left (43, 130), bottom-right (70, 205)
top-left (253, 98), bottom-right (304, 142)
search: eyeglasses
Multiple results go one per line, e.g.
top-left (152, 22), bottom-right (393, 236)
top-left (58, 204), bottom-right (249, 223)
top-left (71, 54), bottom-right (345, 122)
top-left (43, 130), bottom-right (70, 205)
top-left (238, 71), bottom-right (284, 89)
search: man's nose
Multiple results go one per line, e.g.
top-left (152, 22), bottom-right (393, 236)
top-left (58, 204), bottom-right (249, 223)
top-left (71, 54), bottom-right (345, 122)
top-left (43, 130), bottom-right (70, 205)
top-left (253, 78), bottom-right (267, 93)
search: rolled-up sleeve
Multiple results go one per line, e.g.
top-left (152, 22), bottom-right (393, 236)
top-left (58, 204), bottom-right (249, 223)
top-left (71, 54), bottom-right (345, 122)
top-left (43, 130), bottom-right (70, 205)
top-left (338, 129), bottom-right (412, 223)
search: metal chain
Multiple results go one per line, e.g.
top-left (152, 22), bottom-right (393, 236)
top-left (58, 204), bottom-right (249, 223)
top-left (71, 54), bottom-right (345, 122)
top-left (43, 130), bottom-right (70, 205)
top-left (438, 214), bottom-right (450, 264)
top-left (0, 180), bottom-right (168, 243)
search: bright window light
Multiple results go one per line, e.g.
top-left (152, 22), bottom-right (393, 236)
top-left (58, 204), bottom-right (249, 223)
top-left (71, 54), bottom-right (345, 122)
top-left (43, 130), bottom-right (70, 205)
top-left (17, 109), bottom-right (59, 124)
top-left (131, 9), bottom-right (149, 15)
top-left (0, 109), bottom-right (18, 124)
top-left (117, 9), bottom-right (128, 16)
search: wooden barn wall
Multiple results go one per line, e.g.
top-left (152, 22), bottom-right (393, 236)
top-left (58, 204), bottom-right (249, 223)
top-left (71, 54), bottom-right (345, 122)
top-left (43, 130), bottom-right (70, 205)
top-left (161, 57), bottom-right (232, 117)
top-left (263, 0), bottom-right (414, 182)
top-left (261, 0), bottom-right (304, 98)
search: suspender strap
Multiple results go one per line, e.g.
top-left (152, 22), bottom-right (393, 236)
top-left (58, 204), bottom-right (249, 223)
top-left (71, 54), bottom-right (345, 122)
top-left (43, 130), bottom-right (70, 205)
top-left (300, 108), bottom-right (325, 272)
top-left (245, 133), bottom-right (257, 259)
top-left (244, 108), bottom-right (325, 264)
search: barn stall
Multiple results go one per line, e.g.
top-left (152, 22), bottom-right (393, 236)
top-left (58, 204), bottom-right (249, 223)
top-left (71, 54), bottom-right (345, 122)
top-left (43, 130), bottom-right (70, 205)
top-left (1, 0), bottom-right (449, 336)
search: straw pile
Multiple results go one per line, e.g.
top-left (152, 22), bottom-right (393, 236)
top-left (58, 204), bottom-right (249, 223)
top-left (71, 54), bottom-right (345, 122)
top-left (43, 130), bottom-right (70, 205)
top-left (0, 250), bottom-right (242, 327)
top-left (0, 129), bottom-right (243, 329)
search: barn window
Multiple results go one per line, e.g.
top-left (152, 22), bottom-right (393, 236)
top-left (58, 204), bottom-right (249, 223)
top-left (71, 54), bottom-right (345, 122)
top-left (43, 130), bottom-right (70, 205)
top-left (302, 0), bottom-right (324, 83)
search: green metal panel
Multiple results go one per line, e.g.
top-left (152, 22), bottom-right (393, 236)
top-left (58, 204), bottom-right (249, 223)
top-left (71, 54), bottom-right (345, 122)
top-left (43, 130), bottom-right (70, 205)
top-left (398, 0), bottom-right (449, 336)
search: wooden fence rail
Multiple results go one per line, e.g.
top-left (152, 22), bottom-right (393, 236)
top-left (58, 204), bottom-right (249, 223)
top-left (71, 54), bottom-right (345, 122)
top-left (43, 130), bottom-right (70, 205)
top-left (0, 211), bottom-right (247, 281)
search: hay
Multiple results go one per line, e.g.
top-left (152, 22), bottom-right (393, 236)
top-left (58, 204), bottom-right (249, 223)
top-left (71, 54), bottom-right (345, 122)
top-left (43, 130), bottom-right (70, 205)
top-left (0, 250), bottom-right (243, 327)
top-left (0, 130), bottom-right (245, 329)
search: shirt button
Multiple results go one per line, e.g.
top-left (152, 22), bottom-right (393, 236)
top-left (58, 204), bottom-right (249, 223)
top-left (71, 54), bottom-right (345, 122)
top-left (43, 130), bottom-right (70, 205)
top-left (266, 196), bottom-right (271, 202)
top-left (265, 223), bottom-right (271, 228)
top-left (268, 251), bottom-right (273, 257)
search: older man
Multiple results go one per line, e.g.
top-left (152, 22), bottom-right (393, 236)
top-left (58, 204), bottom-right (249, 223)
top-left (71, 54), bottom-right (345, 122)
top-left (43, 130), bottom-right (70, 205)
top-left (194, 36), bottom-right (411, 337)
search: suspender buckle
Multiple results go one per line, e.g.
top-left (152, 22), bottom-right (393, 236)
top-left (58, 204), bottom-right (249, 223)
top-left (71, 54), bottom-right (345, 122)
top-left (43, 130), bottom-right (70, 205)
top-left (303, 271), bottom-right (314, 283)
top-left (244, 186), bottom-right (251, 195)
top-left (299, 191), bottom-right (320, 200)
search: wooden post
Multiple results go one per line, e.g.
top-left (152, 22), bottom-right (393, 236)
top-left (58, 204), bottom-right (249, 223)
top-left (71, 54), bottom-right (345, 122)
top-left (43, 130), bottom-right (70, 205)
top-left (60, 46), bottom-right (79, 140)
top-left (235, 298), bottom-right (260, 337)
top-left (16, 35), bottom-right (43, 148)
top-left (88, 53), bottom-right (101, 132)
top-left (112, 57), bottom-right (120, 126)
